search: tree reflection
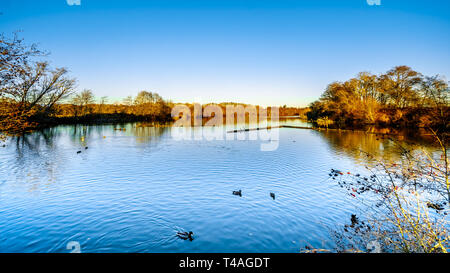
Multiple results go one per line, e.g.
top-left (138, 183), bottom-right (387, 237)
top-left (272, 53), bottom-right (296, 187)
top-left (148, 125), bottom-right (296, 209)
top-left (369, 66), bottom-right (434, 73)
top-left (11, 129), bottom-right (62, 191)
top-left (132, 124), bottom-right (168, 144)
top-left (315, 127), bottom-right (441, 165)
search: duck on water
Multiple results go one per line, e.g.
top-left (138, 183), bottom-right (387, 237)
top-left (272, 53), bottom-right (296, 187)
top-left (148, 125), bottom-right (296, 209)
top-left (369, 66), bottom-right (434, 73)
top-left (177, 231), bottom-right (194, 241)
top-left (232, 190), bottom-right (242, 197)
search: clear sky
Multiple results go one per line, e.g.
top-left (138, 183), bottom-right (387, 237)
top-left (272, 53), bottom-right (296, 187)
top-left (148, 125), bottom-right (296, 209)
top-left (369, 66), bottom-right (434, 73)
top-left (1, 0), bottom-right (449, 106)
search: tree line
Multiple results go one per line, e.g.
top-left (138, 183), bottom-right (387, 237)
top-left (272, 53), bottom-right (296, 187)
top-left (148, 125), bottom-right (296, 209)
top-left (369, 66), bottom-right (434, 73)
top-left (0, 34), bottom-right (172, 134)
top-left (307, 66), bottom-right (449, 130)
top-left (55, 89), bottom-right (172, 122)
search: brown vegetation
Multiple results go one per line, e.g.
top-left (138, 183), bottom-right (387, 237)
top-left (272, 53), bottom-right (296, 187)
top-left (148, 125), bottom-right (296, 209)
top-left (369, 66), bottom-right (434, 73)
top-left (307, 66), bottom-right (449, 131)
top-left (53, 90), bottom-right (172, 125)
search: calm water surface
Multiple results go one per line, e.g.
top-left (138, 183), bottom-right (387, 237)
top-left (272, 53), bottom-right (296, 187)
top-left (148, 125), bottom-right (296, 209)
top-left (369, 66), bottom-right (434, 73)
top-left (0, 119), bottom-right (438, 252)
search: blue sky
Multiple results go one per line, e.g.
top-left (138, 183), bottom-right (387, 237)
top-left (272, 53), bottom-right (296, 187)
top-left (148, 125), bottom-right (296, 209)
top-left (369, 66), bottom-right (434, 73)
top-left (1, 0), bottom-right (449, 106)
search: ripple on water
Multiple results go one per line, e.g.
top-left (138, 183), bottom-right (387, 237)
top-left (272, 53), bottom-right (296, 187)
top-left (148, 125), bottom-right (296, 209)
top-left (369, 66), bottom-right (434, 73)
top-left (0, 124), bottom-right (431, 253)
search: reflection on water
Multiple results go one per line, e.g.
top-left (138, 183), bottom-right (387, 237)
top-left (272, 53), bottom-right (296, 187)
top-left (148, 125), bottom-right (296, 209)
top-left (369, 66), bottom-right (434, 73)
top-left (0, 119), bottom-right (440, 253)
top-left (314, 127), bottom-right (440, 165)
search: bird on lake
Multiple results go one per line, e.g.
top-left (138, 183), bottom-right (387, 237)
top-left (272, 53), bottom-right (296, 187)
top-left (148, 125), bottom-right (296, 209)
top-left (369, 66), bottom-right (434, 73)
top-left (85, 147), bottom-right (89, 150)
top-left (427, 202), bottom-right (444, 211)
top-left (77, 151), bottom-right (82, 154)
top-left (177, 231), bottom-right (194, 241)
top-left (270, 193), bottom-right (276, 200)
top-left (232, 190), bottom-right (242, 197)
top-left (350, 214), bottom-right (359, 227)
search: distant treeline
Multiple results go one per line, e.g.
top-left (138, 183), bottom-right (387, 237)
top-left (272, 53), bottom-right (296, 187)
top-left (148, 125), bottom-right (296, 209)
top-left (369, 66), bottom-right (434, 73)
top-left (53, 90), bottom-right (173, 123)
top-left (169, 102), bottom-right (308, 118)
top-left (0, 92), bottom-right (173, 134)
top-left (307, 66), bottom-right (449, 131)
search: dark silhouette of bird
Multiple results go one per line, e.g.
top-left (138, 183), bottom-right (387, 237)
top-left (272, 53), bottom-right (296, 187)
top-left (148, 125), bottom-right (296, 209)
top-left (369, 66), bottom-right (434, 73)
top-left (350, 214), bottom-right (359, 227)
top-left (427, 202), bottom-right (444, 211)
top-left (270, 193), bottom-right (276, 200)
top-left (177, 231), bottom-right (194, 241)
top-left (232, 190), bottom-right (242, 197)
top-left (85, 147), bottom-right (89, 150)
top-left (77, 151), bottom-right (82, 154)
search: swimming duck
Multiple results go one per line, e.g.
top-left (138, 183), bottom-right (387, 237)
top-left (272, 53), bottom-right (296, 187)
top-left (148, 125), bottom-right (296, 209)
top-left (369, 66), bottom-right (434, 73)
top-left (77, 151), bottom-right (82, 154)
top-left (232, 190), bottom-right (242, 197)
top-left (350, 214), bottom-right (359, 227)
top-left (85, 147), bottom-right (89, 150)
top-left (270, 193), bottom-right (276, 200)
top-left (177, 231), bottom-right (194, 241)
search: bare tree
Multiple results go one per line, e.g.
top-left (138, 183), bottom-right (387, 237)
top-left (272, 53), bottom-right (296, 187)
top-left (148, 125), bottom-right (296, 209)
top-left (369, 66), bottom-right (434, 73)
top-left (0, 32), bottom-right (45, 97)
top-left (71, 89), bottom-right (95, 115)
top-left (122, 95), bottom-right (133, 106)
top-left (1, 33), bottom-right (76, 134)
top-left (420, 76), bottom-right (449, 108)
top-left (4, 62), bottom-right (76, 111)
top-left (99, 96), bottom-right (108, 113)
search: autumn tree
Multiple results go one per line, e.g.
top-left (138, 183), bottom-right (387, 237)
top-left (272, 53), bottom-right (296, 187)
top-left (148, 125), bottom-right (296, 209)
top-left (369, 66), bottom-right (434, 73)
top-left (419, 76), bottom-right (450, 129)
top-left (308, 66), bottom-right (448, 129)
top-left (134, 90), bottom-right (168, 117)
top-left (379, 66), bottom-right (422, 108)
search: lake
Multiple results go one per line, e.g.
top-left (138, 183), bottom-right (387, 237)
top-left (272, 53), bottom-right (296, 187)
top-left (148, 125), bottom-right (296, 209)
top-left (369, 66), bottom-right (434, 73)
top-left (0, 119), bottom-right (438, 253)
